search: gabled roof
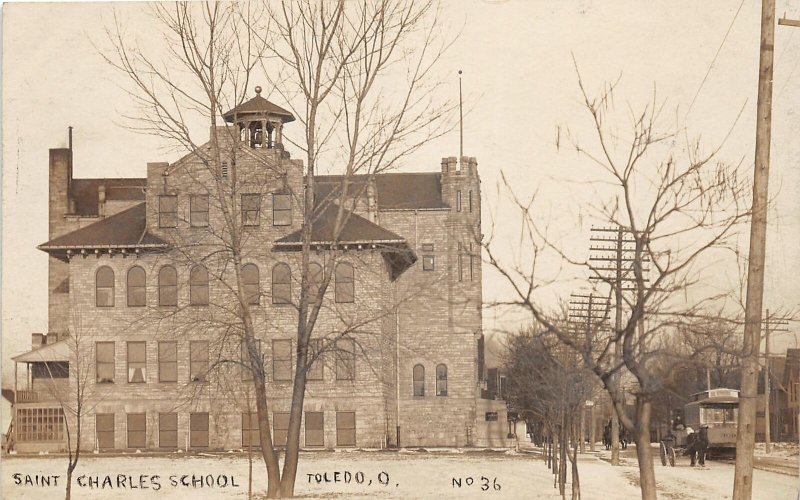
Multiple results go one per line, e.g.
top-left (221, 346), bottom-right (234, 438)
top-left (275, 204), bottom-right (406, 246)
top-left (12, 340), bottom-right (71, 363)
top-left (274, 204), bottom-right (417, 280)
top-left (38, 203), bottom-right (168, 258)
top-left (314, 172), bottom-right (448, 210)
top-left (223, 94), bottom-right (295, 123)
top-left (71, 178), bottom-right (146, 216)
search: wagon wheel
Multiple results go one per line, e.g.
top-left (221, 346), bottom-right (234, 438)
top-left (668, 447), bottom-right (677, 467)
top-left (659, 441), bottom-right (668, 466)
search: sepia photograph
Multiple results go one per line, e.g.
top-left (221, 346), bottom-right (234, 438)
top-left (2, 1), bottom-right (799, 498)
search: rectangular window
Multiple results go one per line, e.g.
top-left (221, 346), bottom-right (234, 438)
top-left (335, 338), bottom-right (355, 381)
top-left (242, 413), bottom-right (260, 448)
top-left (456, 190), bottom-right (462, 212)
top-left (469, 190), bottom-right (473, 212)
top-left (307, 339), bottom-right (324, 381)
top-left (159, 413), bottom-right (177, 449)
top-left (422, 243), bottom-right (435, 271)
top-left (469, 243), bottom-right (475, 281)
top-left (272, 339), bottom-right (292, 381)
top-left (190, 195), bottom-right (209, 227)
top-left (273, 412), bottom-right (290, 448)
top-left (96, 414), bottom-right (114, 449)
top-left (305, 412), bottom-right (324, 447)
top-left (241, 339), bottom-right (262, 381)
top-left (242, 194), bottom-right (261, 226)
top-left (127, 413), bottom-right (146, 449)
top-left (158, 342), bottom-right (177, 383)
top-left (460, 243), bottom-right (465, 280)
top-left (273, 193), bottom-right (292, 226)
top-left (221, 161), bottom-right (229, 179)
top-left (485, 412), bottom-right (498, 422)
top-left (336, 411), bottom-right (356, 447)
top-left (159, 195), bottom-right (178, 228)
top-left (96, 342), bottom-right (115, 384)
top-left (190, 412), bottom-right (209, 448)
top-left (16, 408), bottom-right (65, 442)
top-left (31, 362), bottom-right (69, 379)
top-left (190, 341), bottom-right (209, 382)
top-left (127, 341), bottom-right (146, 383)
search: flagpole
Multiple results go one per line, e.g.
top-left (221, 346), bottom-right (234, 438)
top-left (459, 70), bottom-right (463, 161)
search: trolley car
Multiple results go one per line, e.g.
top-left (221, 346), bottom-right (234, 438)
top-left (660, 388), bottom-right (739, 466)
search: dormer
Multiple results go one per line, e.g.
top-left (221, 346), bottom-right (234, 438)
top-left (222, 86), bottom-right (295, 150)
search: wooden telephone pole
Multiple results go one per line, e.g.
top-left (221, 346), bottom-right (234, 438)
top-left (588, 226), bottom-right (649, 466)
top-left (733, 0), bottom-right (776, 497)
top-left (569, 293), bottom-right (610, 453)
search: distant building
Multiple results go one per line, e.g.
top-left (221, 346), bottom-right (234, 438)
top-left (11, 89), bottom-right (510, 453)
top-left (777, 348), bottom-right (800, 440)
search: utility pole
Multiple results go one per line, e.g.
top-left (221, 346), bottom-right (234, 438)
top-left (733, 0), bottom-right (775, 497)
top-left (569, 293), bottom-right (609, 454)
top-left (588, 226), bottom-right (649, 466)
top-left (762, 310), bottom-right (790, 454)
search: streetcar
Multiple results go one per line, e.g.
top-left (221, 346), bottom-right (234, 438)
top-left (660, 388), bottom-right (739, 466)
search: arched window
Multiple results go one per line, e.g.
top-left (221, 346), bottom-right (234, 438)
top-left (127, 266), bottom-right (146, 307)
top-left (413, 364), bottom-right (425, 397)
top-left (436, 364), bottom-right (448, 396)
top-left (242, 264), bottom-right (260, 305)
top-left (158, 266), bottom-right (178, 306)
top-left (190, 266), bottom-right (209, 305)
top-left (272, 263), bottom-right (291, 304)
top-left (307, 263), bottom-right (323, 304)
top-left (334, 262), bottom-right (354, 303)
top-left (96, 266), bottom-right (115, 307)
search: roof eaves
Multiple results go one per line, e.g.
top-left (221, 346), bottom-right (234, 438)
top-left (274, 238), bottom-right (407, 247)
top-left (37, 243), bottom-right (169, 251)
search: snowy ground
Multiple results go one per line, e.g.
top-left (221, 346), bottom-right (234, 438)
top-left (754, 442), bottom-right (799, 458)
top-left (0, 446), bottom-right (796, 499)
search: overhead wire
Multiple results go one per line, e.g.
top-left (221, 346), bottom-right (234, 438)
top-left (685, 0), bottom-right (747, 119)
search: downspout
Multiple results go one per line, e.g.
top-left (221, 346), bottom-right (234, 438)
top-left (395, 280), bottom-right (401, 448)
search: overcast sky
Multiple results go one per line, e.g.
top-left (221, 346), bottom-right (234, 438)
top-left (3, 0), bottom-right (800, 383)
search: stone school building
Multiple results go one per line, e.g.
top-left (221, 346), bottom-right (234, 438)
top-left (9, 90), bottom-right (510, 453)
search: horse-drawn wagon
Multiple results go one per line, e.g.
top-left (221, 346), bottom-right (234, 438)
top-left (660, 388), bottom-right (739, 466)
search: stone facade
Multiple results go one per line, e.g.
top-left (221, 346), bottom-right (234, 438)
top-left (13, 94), bottom-right (511, 453)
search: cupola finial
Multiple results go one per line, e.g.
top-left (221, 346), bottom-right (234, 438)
top-left (255, 86), bottom-right (262, 95)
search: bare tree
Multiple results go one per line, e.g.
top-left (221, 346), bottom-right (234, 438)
top-left (33, 309), bottom-right (104, 500)
top-left (504, 324), bottom-right (597, 500)
top-left (483, 66), bottom-right (749, 500)
top-left (103, 1), bottom-right (454, 497)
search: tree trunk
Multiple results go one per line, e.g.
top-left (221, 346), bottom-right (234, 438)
top-left (571, 431), bottom-right (581, 500)
top-left (280, 346), bottom-right (309, 497)
top-left (253, 378), bottom-right (281, 498)
top-left (65, 460), bottom-right (77, 500)
top-left (633, 396), bottom-right (656, 500)
top-left (65, 469), bottom-right (72, 500)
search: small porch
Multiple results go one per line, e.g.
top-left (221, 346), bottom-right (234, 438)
top-left (8, 336), bottom-right (71, 453)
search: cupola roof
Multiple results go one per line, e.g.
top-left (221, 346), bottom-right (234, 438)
top-left (222, 86), bottom-right (295, 123)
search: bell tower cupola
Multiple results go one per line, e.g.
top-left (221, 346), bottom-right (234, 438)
top-left (223, 86), bottom-right (295, 150)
